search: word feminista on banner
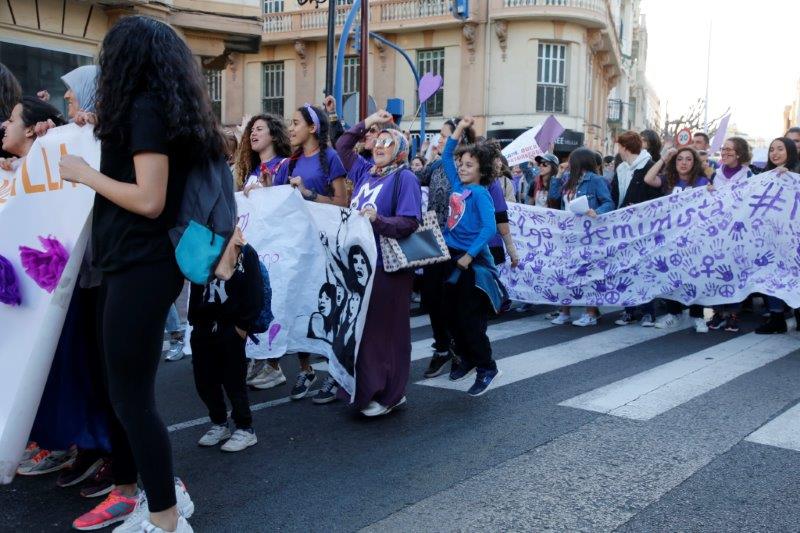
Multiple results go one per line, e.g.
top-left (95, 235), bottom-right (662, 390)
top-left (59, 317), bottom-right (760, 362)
top-left (235, 186), bottom-right (377, 399)
top-left (499, 171), bottom-right (800, 309)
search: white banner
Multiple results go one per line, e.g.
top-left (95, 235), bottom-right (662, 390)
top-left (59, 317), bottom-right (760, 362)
top-left (0, 124), bottom-right (98, 484)
top-left (235, 186), bottom-right (377, 398)
top-left (501, 124), bottom-right (543, 167)
top-left (499, 171), bottom-right (800, 308)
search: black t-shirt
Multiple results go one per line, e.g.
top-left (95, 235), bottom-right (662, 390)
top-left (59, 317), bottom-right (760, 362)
top-left (92, 93), bottom-right (194, 272)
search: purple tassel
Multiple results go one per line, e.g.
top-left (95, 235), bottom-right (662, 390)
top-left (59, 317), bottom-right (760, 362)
top-left (19, 235), bottom-right (69, 294)
top-left (0, 254), bottom-right (22, 305)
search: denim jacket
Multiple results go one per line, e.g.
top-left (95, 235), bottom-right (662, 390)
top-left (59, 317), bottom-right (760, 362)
top-left (550, 171), bottom-right (614, 214)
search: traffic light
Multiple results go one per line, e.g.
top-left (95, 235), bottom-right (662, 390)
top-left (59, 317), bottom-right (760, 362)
top-left (451, 0), bottom-right (468, 20)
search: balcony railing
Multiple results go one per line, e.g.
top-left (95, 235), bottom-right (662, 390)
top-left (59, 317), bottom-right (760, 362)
top-left (502, 0), bottom-right (604, 11)
top-left (262, 0), bottom-right (453, 39)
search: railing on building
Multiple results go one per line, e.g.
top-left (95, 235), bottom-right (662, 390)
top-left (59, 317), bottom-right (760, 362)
top-left (502, 0), bottom-right (604, 11)
top-left (607, 98), bottom-right (623, 124)
top-left (262, 0), bottom-right (452, 37)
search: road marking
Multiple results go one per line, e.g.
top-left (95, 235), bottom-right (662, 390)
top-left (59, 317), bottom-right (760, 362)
top-left (561, 326), bottom-right (800, 420)
top-left (410, 314), bottom-right (431, 329)
top-left (411, 315), bottom-right (554, 362)
top-left (417, 319), bottom-right (689, 391)
top-left (167, 396), bottom-right (293, 433)
top-left (746, 402), bottom-right (800, 452)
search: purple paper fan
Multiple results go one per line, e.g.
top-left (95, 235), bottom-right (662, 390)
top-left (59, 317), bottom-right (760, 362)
top-left (19, 235), bottom-right (69, 293)
top-left (0, 254), bottom-right (22, 305)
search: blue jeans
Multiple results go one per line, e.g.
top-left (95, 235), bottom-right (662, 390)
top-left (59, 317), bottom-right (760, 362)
top-left (165, 303), bottom-right (181, 333)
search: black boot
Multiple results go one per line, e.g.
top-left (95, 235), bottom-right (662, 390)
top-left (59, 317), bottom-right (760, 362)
top-left (755, 312), bottom-right (788, 335)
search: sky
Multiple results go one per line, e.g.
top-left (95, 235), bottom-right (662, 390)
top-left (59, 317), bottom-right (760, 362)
top-left (641, 0), bottom-right (800, 142)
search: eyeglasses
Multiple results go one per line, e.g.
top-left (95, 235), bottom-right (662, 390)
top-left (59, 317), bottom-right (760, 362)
top-left (375, 137), bottom-right (395, 148)
top-left (720, 148), bottom-right (735, 153)
top-left (367, 127), bottom-right (380, 135)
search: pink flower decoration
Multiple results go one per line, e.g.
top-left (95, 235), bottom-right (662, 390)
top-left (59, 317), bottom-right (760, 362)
top-left (0, 254), bottom-right (22, 306)
top-left (19, 235), bottom-right (69, 293)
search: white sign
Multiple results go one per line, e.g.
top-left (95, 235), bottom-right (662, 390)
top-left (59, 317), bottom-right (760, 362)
top-left (0, 124), bottom-right (99, 484)
top-left (499, 171), bottom-right (800, 308)
top-left (235, 186), bottom-right (377, 398)
top-left (502, 124), bottom-right (544, 167)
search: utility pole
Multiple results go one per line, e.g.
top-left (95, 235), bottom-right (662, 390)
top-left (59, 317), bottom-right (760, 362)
top-left (358, 0), bottom-right (369, 121)
top-left (324, 0), bottom-right (336, 96)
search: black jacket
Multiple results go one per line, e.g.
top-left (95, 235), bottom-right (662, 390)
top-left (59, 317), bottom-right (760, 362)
top-left (611, 160), bottom-right (662, 207)
top-left (188, 244), bottom-right (264, 333)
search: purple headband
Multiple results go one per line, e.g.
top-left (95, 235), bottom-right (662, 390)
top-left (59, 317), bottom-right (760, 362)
top-left (303, 103), bottom-right (321, 133)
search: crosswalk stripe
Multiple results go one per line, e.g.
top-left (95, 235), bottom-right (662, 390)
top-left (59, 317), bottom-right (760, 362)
top-left (418, 320), bottom-right (689, 391)
top-left (410, 315), bottom-right (553, 362)
top-left (746, 402), bottom-right (800, 452)
top-left (560, 325), bottom-right (800, 420)
top-left (410, 314), bottom-right (431, 329)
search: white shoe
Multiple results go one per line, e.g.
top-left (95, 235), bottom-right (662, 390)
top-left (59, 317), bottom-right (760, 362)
top-left (220, 429), bottom-right (257, 452)
top-left (551, 313), bottom-right (572, 325)
top-left (654, 313), bottom-right (680, 329)
top-left (694, 317), bottom-right (709, 333)
top-left (197, 424), bottom-right (230, 447)
top-left (640, 314), bottom-right (655, 327)
top-left (250, 364), bottom-right (286, 390)
top-left (112, 479), bottom-right (194, 533)
top-left (141, 516), bottom-right (194, 533)
top-left (572, 314), bottom-right (598, 327)
top-left (361, 401), bottom-right (389, 417)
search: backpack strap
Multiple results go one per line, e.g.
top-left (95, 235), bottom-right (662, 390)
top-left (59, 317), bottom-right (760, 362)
top-left (389, 170), bottom-right (402, 217)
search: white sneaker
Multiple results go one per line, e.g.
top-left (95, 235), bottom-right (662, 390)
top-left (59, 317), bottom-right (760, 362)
top-left (551, 313), bottom-right (572, 325)
top-left (639, 314), bottom-right (655, 327)
top-left (112, 479), bottom-right (194, 533)
top-left (572, 314), bottom-right (598, 327)
top-left (141, 516), bottom-right (194, 533)
top-left (245, 359), bottom-right (263, 385)
top-left (361, 401), bottom-right (389, 417)
top-left (220, 429), bottom-right (257, 452)
top-left (197, 424), bottom-right (230, 447)
top-left (694, 317), bottom-right (709, 333)
top-left (655, 313), bottom-right (680, 329)
top-left (250, 364), bottom-right (286, 390)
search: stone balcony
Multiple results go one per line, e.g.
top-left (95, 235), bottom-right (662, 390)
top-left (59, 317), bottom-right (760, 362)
top-left (490, 0), bottom-right (623, 80)
top-left (261, 0), bottom-right (457, 43)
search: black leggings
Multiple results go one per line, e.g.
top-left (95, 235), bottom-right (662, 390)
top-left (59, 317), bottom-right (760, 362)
top-left (98, 259), bottom-right (183, 512)
top-left (444, 260), bottom-right (495, 371)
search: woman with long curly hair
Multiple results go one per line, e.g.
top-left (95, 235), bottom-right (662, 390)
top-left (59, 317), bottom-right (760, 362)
top-left (0, 62), bottom-right (23, 159)
top-left (234, 113), bottom-right (291, 191)
top-left (59, 15), bottom-right (225, 533)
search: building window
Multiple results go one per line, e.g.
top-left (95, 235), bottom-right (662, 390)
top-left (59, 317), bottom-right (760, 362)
top-left (262, 62), bottom-right (285, 116)
top-left (536, 43), bottom-right (567, 114)
top-left (263, 0), bottom-right (284, 13)
top-left (416, 48), bottom-right (445, 116)
top-left (343, 56), bottom-right (360, 100)
top-left (204, 68), bottom-right (222, 122)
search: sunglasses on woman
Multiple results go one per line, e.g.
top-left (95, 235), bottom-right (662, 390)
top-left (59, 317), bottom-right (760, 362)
top-left (375, 137), bottom-right (396, 148)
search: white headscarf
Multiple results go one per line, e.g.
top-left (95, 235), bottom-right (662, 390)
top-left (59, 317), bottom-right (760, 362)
top-left (615, 150), bottom-right (651, 207)
top-left (61, 65), bottom-right (99, 114)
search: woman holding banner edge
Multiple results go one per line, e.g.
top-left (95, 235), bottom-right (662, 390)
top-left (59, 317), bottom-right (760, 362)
top-left (336, 109), bottom-right (421, 415)
top-left (56, 15), bottom-right (226, 533)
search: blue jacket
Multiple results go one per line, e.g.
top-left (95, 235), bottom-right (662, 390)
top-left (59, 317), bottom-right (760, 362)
top-left (441, 137), bottom-right (497, 257)
top-left (447, 248), bottom-right (509, 314)
top-left (550, 171), bottom-right (614, 214)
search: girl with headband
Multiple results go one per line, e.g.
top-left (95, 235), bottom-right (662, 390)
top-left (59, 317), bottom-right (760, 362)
top-left (334, 110), bottom-right (422, 416)
top-left (273, 104), bottom-right (348, 401)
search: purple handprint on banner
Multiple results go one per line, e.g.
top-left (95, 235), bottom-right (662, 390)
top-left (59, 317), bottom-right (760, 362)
top-left (715, 264), bottom-right (734, 282)
top-left (544, 242), bottom-right (555, 256)
top-left (558, 217), bottom-right (576, 231)
top-left (632, 239), bottom-right (649, 256)
top-left (653, 256), bottom-right (669, 273)
top-left (668, 272), bottom-right (682, 288)
top-left (703, 282), bottom-right (720, 298)
top-left (683, 283), bottom-right (697, 300)
top-left (711, 238), bottom-right (726, 260)
top-left (592, 279), bottom-right (608, 293)
top-left (729, 221), bottom-right (747, 241)
top-left (530, 258), bottom-right (545, 274)
top-left (542, 288), bottom-right (559, 302)
top-left (654, 233), bottom-right (666, 246)
top-left (754, 252), bottom-right (775, 267)
top-left (571, 286), bottom-right (584, 299)
top-left (579, 247), bottom-right (592, 261)
top-left (676, 235), bottom-right (690, 248)
top-left (616, 276), bottom-right (633, 292)
top-left (576, 263), bottom-right (590, 277)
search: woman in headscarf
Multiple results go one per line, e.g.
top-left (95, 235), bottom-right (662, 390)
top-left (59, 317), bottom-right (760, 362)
top-left (336, 110), bottom-right (421, 416)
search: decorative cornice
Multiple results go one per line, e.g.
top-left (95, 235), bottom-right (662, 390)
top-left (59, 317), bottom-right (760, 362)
top-left (294, 40), bottom-right (308, 75)
top-left (462, 22), bottom-right (477, 64)
top-left (495, 20), bottom-right (508, 62)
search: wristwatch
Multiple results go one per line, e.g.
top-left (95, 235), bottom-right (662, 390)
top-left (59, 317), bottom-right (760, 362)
top-left (303, 190), bottom-right (318, 201)
top-left (328, 114), bottom-right (338, 122)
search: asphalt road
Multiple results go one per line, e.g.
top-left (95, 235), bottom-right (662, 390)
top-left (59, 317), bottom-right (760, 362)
top-left (2, 305), bottom-right (799, 532)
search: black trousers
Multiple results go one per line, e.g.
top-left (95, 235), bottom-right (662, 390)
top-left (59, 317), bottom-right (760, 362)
top-left (191, 322), bottom-right (252, 429)
top-left (444, 262), bottom-right (496, 371)
top-left (98, 259), bottom-right (183, 512)
top-left (665, 300), bottom-right (704, 318)
top-left (421, 261), bottom-right (452, 352)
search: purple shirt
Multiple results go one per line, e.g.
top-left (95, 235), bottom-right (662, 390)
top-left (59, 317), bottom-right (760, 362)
top-left (274, 147), bottom-right (346, 195)
top-left (245, 156), bottom-right (285, 187)
top-left (487, 179), bottom-right (508, 248)
top-left (350, 167), bottom-right (421, 219)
